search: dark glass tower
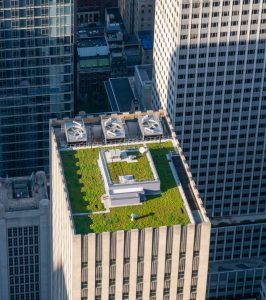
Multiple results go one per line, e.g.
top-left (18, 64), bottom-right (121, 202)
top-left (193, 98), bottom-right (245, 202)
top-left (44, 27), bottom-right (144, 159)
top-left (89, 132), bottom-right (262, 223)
top-left (0, 0), bottom-right (74, 176)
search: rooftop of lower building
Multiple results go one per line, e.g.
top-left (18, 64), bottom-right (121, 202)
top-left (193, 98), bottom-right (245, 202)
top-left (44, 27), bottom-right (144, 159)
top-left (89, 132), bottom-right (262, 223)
top-left (104, 77), bottom-right (139, 112)
top-left (77, 25), bottom-right (105, 40)
top-left (138, 31), bottom-right (153, 50)
top-left (0, 172), bottom-right (48, 213)
top-left (51, 111), bottom-right (209, 234)
top-left (135, 64), bottom-right (153, 83)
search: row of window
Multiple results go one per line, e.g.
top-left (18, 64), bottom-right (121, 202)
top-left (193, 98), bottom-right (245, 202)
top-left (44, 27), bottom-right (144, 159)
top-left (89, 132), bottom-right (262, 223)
top-left (182, 8), bottom-right (266, 19)
top-left (179, 39), bottom-right (265, 49)
top-left (179, 48), bottom-right (265, 59)
top-left (181, 29), bottom-right (266, 40)
top-left (181, 19), bottom-right (265, 29)
top-left (177, 88), bottom-right (266, 99)
top-left (182, 0), bottom-right (266, 9)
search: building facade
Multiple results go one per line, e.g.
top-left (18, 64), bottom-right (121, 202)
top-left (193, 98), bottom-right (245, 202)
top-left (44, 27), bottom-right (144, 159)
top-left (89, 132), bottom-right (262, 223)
top-left (118, 0), bottom-right (155, 35)
top-left (0, 0), bottom-right (74, 176)
top-left (50, 111), bottom-right (211, 300)
top-left (134, 64), bottom-right (153, 110)
top-left (77, 0), bottom-right (118, 24)
top-left (208, 220), bottom-right (266, 299)
top-left (76, 26), bottom-right (111, 113)
top-left (152, 0), bottom-right (266, 218)
top-left (0, 172), bottom-right (50, 300)
top-left (260, 280), bottom-right (266, 300)
top-left (152, 1), bottom-right (266, 299)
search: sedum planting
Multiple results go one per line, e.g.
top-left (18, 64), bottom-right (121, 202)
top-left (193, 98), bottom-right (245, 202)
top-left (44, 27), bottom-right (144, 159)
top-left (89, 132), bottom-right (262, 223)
top-left (107, 151), bottom-right (154, 183)
top-left (61, 141), bottom-right (190, 233)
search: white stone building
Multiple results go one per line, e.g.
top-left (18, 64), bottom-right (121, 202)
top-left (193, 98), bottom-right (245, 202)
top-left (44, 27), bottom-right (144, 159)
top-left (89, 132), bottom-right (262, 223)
top-left (152, 1), bottom-right (266, 298)
top-left (152, 0), bottom-right (266, 218)
top-left (50, 111), bottom-right (211, 300)
top-left (0, 172), bottom-right (50, 300)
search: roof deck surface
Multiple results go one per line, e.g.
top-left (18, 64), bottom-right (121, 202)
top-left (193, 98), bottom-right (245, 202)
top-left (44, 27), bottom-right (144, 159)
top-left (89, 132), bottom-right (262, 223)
top-left (61, 141), bottom-right (190, 234)
top-left (52, 112), bottom-right (206, 233)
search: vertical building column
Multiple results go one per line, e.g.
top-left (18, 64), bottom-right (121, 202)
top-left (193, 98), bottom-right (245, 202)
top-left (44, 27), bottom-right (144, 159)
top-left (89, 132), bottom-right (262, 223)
top-left (39, 201), bottom-right (51, 300)
top-left (170, 225), bottom-right (181, 300)
top-left (156, 226), bottom-right (167, 299)
top-left (183, 224), bottom-right (195, 300)
top-left (102, 232), bottom-right (110, 300)
top-left (72, 235), bottom-right (81, 300)
top-left (142, 227), bottom-right (153, 299)
top-left (0, 218), bottom-right (8, 300)
top-left (129, 229), bottom-right (138, 300)
top-left (115, 231), bottom-right (125, 300)
top-left (88, 234), bottom-right (96, 300)
top-left (196, 223), bottom-right (211, 300)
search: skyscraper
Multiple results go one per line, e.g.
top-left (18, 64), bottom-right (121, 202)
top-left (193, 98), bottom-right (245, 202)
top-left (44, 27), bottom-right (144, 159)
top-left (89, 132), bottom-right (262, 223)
top-left (0, 172), bottom-right (50, 300)
top-left (152, 0), bottom-right (266, 218)
top-left (50, 111), bottom-right (211, 300)
top-left (0, 0), bottom-right (74, 176)
top-left (77, 0), bottom-right (118, 24)
top-left (118, 0), bottom-right (155, 35)
top-left (152, 1), bottom-right (266, 298)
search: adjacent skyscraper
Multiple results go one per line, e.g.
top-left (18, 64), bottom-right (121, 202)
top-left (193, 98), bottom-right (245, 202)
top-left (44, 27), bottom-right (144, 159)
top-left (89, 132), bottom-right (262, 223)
top-left (118, 0), bottom-right (155, 35)
top-left (152, 0), bottom-right (266, 218)
top-left (152, 1), bottom-right (266, 298)
top-left (0, 0), bottom-right (74, 176)
top-left (0, 172), bottom-right (50, 300)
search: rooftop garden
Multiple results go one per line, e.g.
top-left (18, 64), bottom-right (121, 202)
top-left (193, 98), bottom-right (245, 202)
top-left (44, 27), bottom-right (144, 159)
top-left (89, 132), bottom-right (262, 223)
top-left (107, 151), bottom-right (154, 183)
top-left (61, 141), bottom-right (190, 234)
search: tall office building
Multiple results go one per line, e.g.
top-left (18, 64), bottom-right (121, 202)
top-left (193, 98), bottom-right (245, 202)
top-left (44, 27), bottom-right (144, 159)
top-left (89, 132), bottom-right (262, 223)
top-left (50, 111), bottom-right (211, 300)
top-left (77, 0), bottom-right (118, 25)
top-left (0, 0), bottom-right (74, 176)
top-left (118, 0), bottom-right (155, 35)
top-left (152, 0), bottom-right (266, 218)
top-left (152, 1), bottom-right (266, 299)
top-left (0, 172), bottom-right (50, 300)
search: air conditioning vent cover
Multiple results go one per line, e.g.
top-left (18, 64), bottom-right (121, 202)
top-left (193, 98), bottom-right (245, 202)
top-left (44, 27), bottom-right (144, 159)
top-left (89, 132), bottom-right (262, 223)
top-left (138, 115), bottom-right (163, 137)
top-left (64, 120), bottom-right (87, 143)
top-left (101, 117), bottom-right (125, 140)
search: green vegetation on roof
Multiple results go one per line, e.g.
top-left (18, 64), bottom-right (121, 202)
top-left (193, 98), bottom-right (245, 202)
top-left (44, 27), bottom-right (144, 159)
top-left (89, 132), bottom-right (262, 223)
top-left (78, 57), bottom-right (110, 69)
top-left (61, 142), bottom-right (190, 234)
top-left (61, 148), bottom-right (105, 213)
top-left (107, 151), bottom-right (154, 183)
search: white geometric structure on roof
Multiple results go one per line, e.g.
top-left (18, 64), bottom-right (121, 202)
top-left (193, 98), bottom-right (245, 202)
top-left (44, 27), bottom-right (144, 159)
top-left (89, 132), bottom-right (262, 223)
top-left (98, 149), bottom-right (160, 209)
top-left (139, 146), bottom-right (148, 154)
top-left (138, 114), bottom-right (163, 138)
top-left (105, 149), bottom-right (126, 162)
top-left (101, 117), bottom-right (125, 141)
top-left (64, 120), bottom-right (87, 143)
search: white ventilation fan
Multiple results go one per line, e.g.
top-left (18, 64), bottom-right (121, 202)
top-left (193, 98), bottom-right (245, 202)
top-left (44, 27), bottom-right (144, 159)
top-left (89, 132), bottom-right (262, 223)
top-left (64, 120), bottom-right (87, 143)
top-left (104, 118), bottom-right (124, 138)
top-left (141, 115), bottom-right (161, 134)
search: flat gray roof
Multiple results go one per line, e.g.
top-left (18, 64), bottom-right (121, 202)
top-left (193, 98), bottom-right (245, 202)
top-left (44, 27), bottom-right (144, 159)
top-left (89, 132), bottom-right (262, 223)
top-left (136, 64), bottom-right (153, 82)
top-left (105, 78), bottom-right (136, 112)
